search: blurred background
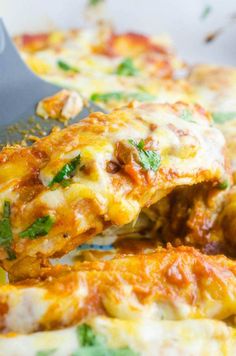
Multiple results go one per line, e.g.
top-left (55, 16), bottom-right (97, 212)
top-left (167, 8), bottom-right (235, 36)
top-left (0, 0), bottom-right (235, 65)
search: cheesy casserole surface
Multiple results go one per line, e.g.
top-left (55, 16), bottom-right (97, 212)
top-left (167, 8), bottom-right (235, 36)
top-left (0, 24), bottom-right (235, 355)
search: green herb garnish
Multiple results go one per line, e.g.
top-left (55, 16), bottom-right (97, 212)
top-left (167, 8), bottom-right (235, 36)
top-left (212, 112), bottom-right (236, 124)
top-left (180, 109), bottom-right (195, 122)
top-left (36, 349), bottom-right (57, 356)
top-left (90, 91), bottom-right (155, 103)
top-left (88, 0), bottom-right (104, 6)
top-left (57, 60), bottom-right (79, 73)
top-left (130, 92), bottom-right (156, 102)
top-left (19, 216), bottom-right (54, 239)
top-left (217, 179), bottom-right (230, 190)
top-left (49, 154), bottom-right (81, 188)
top-left (0, 201), bottom-right (15, 260)
top-left (129, 139), bottom-right (161, 171)
top-left (73, 324), bottom-right (138, 356)
top-left (200, 5), bottom-right (212, 20)
top-left (77, 324), bottom-right (97, 347)
top-left (0, 201), bottom-right (12, 247)
top-left (91, 92), bottom-right (124, 103)
top-left (116, 58), bottom-right (139, 76)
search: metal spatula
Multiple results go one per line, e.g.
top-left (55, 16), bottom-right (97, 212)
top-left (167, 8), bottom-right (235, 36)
top-left (0, 19), bottom-right (103, 147)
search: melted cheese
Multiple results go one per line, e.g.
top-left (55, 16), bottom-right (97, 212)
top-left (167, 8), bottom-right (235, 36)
top-left (0, 28), bottom-right (234, 352)
top-left (15, 27), bottom-right (186, 111)
top-left (187, 65), bottom-right (236, 179)
top-left (1, 247), bottom-right (236, 333)
top-left (0, 317), bottom-right (235, 356)
top-left (0, 102), bottom-right (228, 278)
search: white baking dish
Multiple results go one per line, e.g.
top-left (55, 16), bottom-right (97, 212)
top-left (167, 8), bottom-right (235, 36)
top-left (0, 0), bottom-right (235, 65)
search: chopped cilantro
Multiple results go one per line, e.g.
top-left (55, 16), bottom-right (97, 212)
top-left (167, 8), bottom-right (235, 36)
top-left (200, 5), bottom-right (212, 20)
top-left (0, 201), bottom-right (14, 260)
top-left (19, 216), bottom-right (54, 239)
top-left (49, 154), bottom-right (81, 187)
top-left (57, 60), bottom-right (79, 73)
top-left (91, 92), bottom-right (125, 103)
top-left (212, 112), bottom-right (236, 124)
top-left (73, 323), bottom-right (138, 356)
top-left (88, 0), bottom-right (104, 6)
top-left (116, 58), bottom-right (139, 76)
top-left (217, 179), bottom-right (230, 190)
top-left (180, 109), bottom-right (194, 122)
top-left (90, 91), bottom-right (155, 103)
top-left (77, 324), bottom-right (97, 347)
top-left (130, 92), bottom-right (156, 102)
top-left (36, 349), bottom-right (57, 356)
top-left (129, 139), bottom-right (161, 171)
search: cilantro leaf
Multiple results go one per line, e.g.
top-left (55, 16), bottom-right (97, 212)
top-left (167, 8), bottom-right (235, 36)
top-left (0, 201), bottom-right (14, 259)
top-left (49, 154), bottom-right (81, 187)
top-left (129, 92), bottom-right (156, 102)
top-left (116, 58), bottom-right (139, 76)
top-left (77, 324), bottom-right (97, 347)
top-left (129, 139), bottom-right (161, 171)
top-left (90, 91), bottom-right (155, 103)
top-left (180, 109), bottom-right (195, 122)
top-left (212, 112), bottom-right (236, 124)
top-left (36, 349), bottom-right (57, 356)
top-left (91, 92), bottom-right (125, 103)
top-left (74, 324), bottom-right (138, 356)
top-left (88, 0), bottom-right (104, 6)
top-left (19, 216), bottom-right (54, 239)
top-left (217, 179), bottom-right (230, 190)
top-left (0, 202), bottom-right (12, 249)
top-left (57, 60), bottom-right (79, 73)
top-left (138, 149), bottom-right (161, 171)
